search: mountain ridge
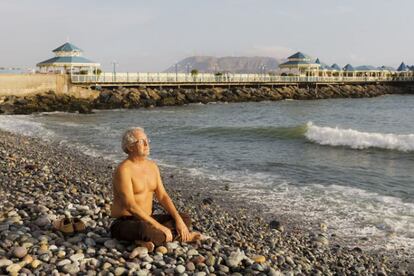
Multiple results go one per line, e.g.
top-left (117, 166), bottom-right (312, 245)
top-left (164, 56), bottom-right (281, 73)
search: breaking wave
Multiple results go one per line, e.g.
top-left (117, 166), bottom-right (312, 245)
top-left (305, 122), bottom-right (414, 152)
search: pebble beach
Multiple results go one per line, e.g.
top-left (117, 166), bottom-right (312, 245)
top-left (0, 129), bottom-right (412, 275)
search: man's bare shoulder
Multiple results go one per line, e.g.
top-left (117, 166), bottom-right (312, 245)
top-left (115, 159), bottom-right (133, 174)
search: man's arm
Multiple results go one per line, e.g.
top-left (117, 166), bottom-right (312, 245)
top-left (154, 163), bottom-right (191, 241)
top-left (153, 164), bottom-right (182, 221)
top-left (114, 165), bottom-right (171, 234)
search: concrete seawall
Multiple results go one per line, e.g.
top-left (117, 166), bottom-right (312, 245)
top-left (0, 74), bottom-right (97, 99)
top-left (0, 74), bottom-right (67, 96)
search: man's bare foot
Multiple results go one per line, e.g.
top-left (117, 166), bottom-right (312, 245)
top-left (134, 240), bottom-right (155, 252)
top-left (179, 232), bottom-right (203, 243)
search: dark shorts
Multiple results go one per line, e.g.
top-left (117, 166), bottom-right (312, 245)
top-left (110, 213), bottom-right (191, 246)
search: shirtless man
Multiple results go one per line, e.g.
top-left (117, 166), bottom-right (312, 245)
top-left (110, 127), bottom-right (200, 246)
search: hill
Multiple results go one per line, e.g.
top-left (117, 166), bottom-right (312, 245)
top-left (164, 56), bottom-right (280, 73)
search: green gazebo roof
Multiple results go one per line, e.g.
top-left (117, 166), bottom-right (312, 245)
top-left (343, 64), bottom-right (355, 71)
top-left (37, 56), bottom-right (98, 66)
top-left (279, 60), bottom-right (312, 66)
top-left (53, 42), bottom-right (82, 52)
top-left (288, 52), bottom-right (308, 59)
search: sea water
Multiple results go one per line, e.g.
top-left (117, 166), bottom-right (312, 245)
top-left (1, 94), bottom-right (413, 252)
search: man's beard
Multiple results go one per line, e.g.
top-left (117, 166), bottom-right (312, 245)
top-left (138, 149), bottom-right (150, 157)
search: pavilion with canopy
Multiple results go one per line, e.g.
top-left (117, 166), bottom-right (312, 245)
top-left (279, 51), bottom-right (403, 79)
top-left (278, 52), bottom-right (320, 76)
top-left (37, 42), bottom-right (100, 74)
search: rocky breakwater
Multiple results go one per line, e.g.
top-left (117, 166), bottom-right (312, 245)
top-left (92, 84), bottom-right (410, 109)
top-left (0, 91), bottom-right (93, 115)
top-left (1, 84), bottom-right (412, 114)
top-left (1, 130), bottom-right (412, 275)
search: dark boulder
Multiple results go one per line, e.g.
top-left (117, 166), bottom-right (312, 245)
top-left (269, 220), bottom-right (284, 232)
top-left (160, 97), bottom-right (177, 106)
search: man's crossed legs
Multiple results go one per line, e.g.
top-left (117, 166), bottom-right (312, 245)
top-left (110, 213), bottom-right (199, 247)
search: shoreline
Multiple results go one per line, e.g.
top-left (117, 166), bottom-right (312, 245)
top-left (0, 129), bottom-right (412, 274)
top-left (161, 163), bottom-right (414, 263)
top-left (0, 83), bottom-right (413, 115)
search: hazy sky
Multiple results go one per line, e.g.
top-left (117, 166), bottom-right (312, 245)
top-left (1, 0), bottom-right (413, 71)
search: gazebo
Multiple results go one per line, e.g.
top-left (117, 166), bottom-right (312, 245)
top-left (397, 62), bottom-right (408, 72)
top-left (37, 42), bottom-right (100, 74)
top-left (329, 64), bottom-right (342, 77)
top-left (330, 64), bottom-right (341, 71)
top-left (279, 52), bottom-right (320, 76)
top-left (396, 62), bottom-right (411, 77)
top-left (354, 65), bottom-right (384, 78)
top-left (315, 58), bottom-right (332, 77)
top-left (342, 64), bottom-right (355, 77)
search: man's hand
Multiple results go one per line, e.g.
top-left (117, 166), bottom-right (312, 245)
top-left (158, 225), bottom-right (173, 242)
top-left (175, 218), bottom-right (190, 242)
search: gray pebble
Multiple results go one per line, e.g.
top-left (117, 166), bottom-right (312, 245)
top-left (126, 262), bottom-right (140, 270)
top-left (218, 264), bottom-right (230, 273)
top-left (0, 259), bottom-right (13, 267)
top-left (0, 224), bottom-right (10, 232)
top-left (34, 215), bottom-right (51, 227)
top-left (226, 250), bottom-right (246, 267)
top-left (6, 263), bottom-right (22, 274)
top-left (268, 268), bottom-right (283, 276)
top-left (85, 237), bottom-right (96, 247)
top-left (175, 264), bottom-right (186, 274)
top-left (136, 269), bottom-right (150, 276)
top-left (57, 259), bottom-right (71, 267)
top-left (114, 267), bottom-right (127, 276)
top-left (251, 263), bottom-right (264, 271)
top-left (129, 246), bottom-right (148, 259)
top-left (166, 241), bottom-right (179, 250)
top-left (186, 261), bottom-right (195, 271)
top-left (69, 253), bottom-right (84, 262)
top-left (104, 239), bottom-right (118, 249)
top-left (62, 263), bottom-right (80, 274)
top-left (12, 246), bottom-right (27, 258)
top-left (187, 249), bottom-right (199, 256)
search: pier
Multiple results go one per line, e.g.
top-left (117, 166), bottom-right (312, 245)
top-left (70, 72), bottom-right (414, 88)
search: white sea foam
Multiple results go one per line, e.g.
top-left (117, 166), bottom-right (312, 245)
top-left (0, 115), bottom-right (56, 139)
top-left (53, 121), bottom-right (83, 128)
top-left (177, 166), bottom-right (414, 251)
top-left (38, 111), bottom-right (73, 115)
top-left (0, 115), bottom-right (121, 161)
top-left (305, 122), bottom-right (414, 152)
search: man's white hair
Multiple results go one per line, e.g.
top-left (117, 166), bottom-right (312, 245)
top-left (121, 127), bottom-right (145, 154)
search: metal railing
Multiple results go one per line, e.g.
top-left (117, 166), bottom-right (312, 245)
top-left (71, 72), bottom-right (414, 84)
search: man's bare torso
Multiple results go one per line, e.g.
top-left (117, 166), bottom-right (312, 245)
top-left (111, 159), bottom-right (158, 217)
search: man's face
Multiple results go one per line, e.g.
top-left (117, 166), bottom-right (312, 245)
top-left (130, 130), bottom-right (150, 157)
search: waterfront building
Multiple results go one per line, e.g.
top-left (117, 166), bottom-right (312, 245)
top-left (328, 64), bottom-right (342, 77)
top-left (279, 52), bottom-right (320, 76)
top-left (278, 52), bottom-right (405, 79)
top-left (315, 58), bottom-right (330, 77)
top-left (37, 42), bottom-right (100, 74)
top-left (314, 58), bottom-right (345, 77)
top-left (397, 62), bottom-right (409, 72)
top-left (330, 64), bottom-right (341, 71)
top-left (342, 64), bottom-right (355, 77)
top-left (396, 62), bottom-right (412, 78)
top-left (354, 65), bottom-right (391, 78)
